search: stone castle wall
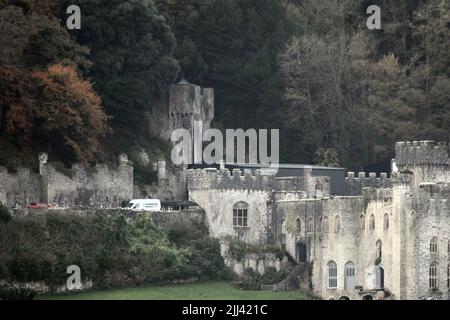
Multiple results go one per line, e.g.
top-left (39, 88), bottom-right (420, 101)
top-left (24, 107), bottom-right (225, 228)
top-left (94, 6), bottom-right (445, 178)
top-left (414, 183), bottom-right (450, 300)
top-left (0, 167), bottom-right (43, 208)
top-left (186, 140), bottom-right (450, 299)
top-left (344, 172), bottom-right (391, 196)
top-left (188, 188), bottom-right (273, 245)
top-left (147, 81), bottom-right (214, 143)
top-left (395, 141), bottom-right (449, 167)
top-left (41, 161), bottom-right (133, 209)
top-left (187, 168), bottom-right (276, 191)
top-left (0, 154), bottom-right (134, 210)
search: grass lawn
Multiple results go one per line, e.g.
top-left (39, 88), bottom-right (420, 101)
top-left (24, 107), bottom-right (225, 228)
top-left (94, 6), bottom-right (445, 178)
top-left (38, 281), bottom-right (312, 300)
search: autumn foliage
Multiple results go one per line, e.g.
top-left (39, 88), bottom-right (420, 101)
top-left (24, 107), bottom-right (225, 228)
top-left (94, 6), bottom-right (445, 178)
top-left (0, 1), bottom-right (109, 165)
top-left (31, 65), bottom-right (109, 163)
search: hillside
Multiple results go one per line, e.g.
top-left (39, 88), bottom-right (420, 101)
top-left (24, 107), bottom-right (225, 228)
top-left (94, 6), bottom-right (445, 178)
top-left (0, 0), bottom-right (448, 173)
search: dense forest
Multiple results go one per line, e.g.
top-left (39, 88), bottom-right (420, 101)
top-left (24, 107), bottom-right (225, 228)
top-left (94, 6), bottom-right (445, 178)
top-left (0, 0), bottom-right (448, 171)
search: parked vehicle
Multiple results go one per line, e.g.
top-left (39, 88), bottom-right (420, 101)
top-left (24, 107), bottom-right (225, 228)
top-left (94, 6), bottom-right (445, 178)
top-left (161, 201), bottom-right (199, 211)
top-left (27, 202), bottom-right (50, 209)
top-left (125, 199), bottom-right (161, 212)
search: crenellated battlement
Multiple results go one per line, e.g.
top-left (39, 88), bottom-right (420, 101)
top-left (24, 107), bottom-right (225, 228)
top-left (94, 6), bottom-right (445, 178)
top-left (362, 187), bottom-right (393, 202)
top-left (395, 140), bottom-right (449, 167)
top-left (187, 168), bottom-right (276, 191)
top-left (391, 172), bottom-right (413, 185)
top-left (418, 182), bottom-right (450, 196)
top-left (344, 172), bottom-right (391, 196)
top-left (416, 183), bottom-right (450, 216)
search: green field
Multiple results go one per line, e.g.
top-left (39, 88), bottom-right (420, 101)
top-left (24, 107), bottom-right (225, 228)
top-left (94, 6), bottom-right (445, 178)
top-left (38, 281), bottom-right (312, 300)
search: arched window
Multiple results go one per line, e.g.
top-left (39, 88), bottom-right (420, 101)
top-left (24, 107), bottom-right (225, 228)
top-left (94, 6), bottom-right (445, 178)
top-left (281, 219), bottom-right (287, 235)
top-left (429, 263), bottom-right (438, 289)
top-left (323, 216), bottom-right (329, 233)
top-left (383, 213), bottom-right (389, 230)
top-left (307, 218), bottom-right (313, 233)
top-left (430, 237), bottom-right (438, 254)
top-left (295, 218), bottom-right (301, 234)
top-left (327, 261), bottom-right (337, 289)
top-left (447, 264), bottom-right (450, 289)
top-left (360, 214), bottom-right (365, 230)
top-left (233, 202), bottom-right (248, 227)
top-left (410, 211), bottom-right (416, 229)
top-left (376, 240), bottom-right (382, 260)
top-left (370, 214), bottom-right (375, 230)
top-left (344, 261), bottom-right (355, 290)
top-left (335, 215), bottom-right (341, 234)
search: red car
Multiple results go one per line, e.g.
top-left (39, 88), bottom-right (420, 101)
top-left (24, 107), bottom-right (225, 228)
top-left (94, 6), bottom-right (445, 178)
top-left (27, 202), bottom-right (50, 209)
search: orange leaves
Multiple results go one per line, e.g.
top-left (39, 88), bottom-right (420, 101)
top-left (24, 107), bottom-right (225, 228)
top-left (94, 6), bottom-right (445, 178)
top-left (30, 63), bottom-right (110, 163)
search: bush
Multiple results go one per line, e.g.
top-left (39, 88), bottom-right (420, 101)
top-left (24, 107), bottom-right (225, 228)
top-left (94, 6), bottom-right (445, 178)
top-left (0, 207), bottom-right (11, 224)
top-left (228, 238), bottom-right (284, 262)
top-left (260, 267), bottom-right (287, 285)
top-left (0, 213), bottom-right (227, 291)
top-left (0, 283), bottom-right (37, 300)
top-left (237, 269), bottom-right (261, 290)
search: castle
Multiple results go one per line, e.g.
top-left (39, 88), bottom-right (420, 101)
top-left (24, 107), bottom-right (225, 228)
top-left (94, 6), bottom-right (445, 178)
top-left (187, 141), bottom-right (450, 300)
top-left (1, 81), bottom-right (449, 300)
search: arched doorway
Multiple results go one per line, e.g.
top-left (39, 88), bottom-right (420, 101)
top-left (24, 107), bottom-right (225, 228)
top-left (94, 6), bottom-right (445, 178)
top-left (296, 242), bottom-right (307, 263)
top-left (345, 261), bottom-right (356, 290)
top-left (379, 267), bottom-right (384, 289)
top-left (339, 296), bottom-right (350, 300)
top-left (362, 295), bottom-right (373, 300)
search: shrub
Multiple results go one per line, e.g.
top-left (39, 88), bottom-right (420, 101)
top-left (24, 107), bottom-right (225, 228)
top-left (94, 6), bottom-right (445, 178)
top-left (237, 268), bottom-right (261, 290)
top-left (0, 213), bottom-right (227, 292)
top-left (260, 267), bottom-right (287, 285)
top-left (0, 283), bottom-right (37, 300)
top-left (0, 207), bottom-right (11, 224)
top-left (228, 238), bottom-right (284, 262)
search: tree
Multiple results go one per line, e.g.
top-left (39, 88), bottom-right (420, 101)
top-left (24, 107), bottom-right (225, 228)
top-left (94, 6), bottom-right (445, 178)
top-left (279, 9), bottom-right (421, 169)
top-left (314, 148), bottom-right (340, 167)
top-left (31, 64), bottom-right (109, 163)
top-left (62, 0), bottom-right (180, 133)
top-left (183, 0), bottom-right (292, 129)
top-left (0, 2), bottom-right (108, 165)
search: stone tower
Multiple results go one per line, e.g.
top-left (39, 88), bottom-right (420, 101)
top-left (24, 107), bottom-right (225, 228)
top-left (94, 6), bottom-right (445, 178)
top-left (147, 79), bottom-right (214, 162)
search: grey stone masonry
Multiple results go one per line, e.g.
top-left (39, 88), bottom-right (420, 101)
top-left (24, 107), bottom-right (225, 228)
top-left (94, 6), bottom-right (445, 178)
top-left (396, 141), bottom-right (449, 167)
top-left (345, 171), bottom-right (391, 195)
top-left (187, 168), bottom-right (276, 191)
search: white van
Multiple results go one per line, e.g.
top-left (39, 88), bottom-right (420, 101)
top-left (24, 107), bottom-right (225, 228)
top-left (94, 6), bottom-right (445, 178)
top-left (125, 199), bottom-right (161, 212)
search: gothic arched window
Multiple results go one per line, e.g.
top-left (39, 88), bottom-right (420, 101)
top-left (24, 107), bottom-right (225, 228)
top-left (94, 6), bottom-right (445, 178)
top-left (327, 261), bottom-right (337, 289)
top-left (295, 218), bottom-right (301, 234)
top-left (429, 263), bottom-right (438, 289)
top-left (383, 213), bottom-right (389, 230)
top-left (447, 264), bottom-right (450, 289)
top-left (323, 216), bottom-right (329, 233)
top-left (376, 240), bottom-right (382, 259)
top-left (430, 237), bottom-right (438, 254)
top-left (307, 218), bottom-right (313, 233)
top-left (281, 219), bottom-right (287, 235)
top-left (370, 214), bottom-right (375, 231)
top-left (410, 211), bottom-right (416, 230)
top-left (335, 215), bottom-right (341, 234)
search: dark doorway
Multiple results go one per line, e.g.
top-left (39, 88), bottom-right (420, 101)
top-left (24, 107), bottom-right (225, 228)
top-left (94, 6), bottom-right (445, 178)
top-left (380, 267), bottom-right (384, 289)
top-left (296, 242), bottom-right (307, 263)
top-left (339, 296), bottom-right (350, 300)
top-left (362, 295), bottom-right (373, 300)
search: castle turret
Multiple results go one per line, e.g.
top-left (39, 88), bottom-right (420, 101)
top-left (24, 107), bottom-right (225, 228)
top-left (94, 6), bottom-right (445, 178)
top-left (394, 141), bottom-right (450, 191)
